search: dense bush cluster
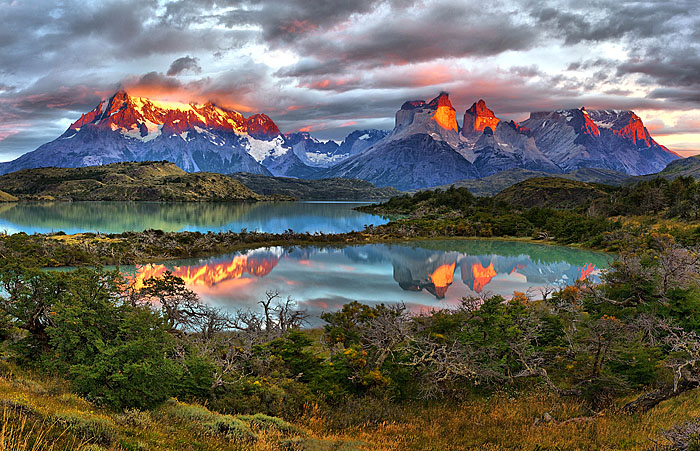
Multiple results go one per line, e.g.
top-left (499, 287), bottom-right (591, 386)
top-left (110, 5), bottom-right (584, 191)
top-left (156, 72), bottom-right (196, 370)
top-left (363, 178), bottom-right (700, 247)
top-left (597, 176), bottom-right (700, 219)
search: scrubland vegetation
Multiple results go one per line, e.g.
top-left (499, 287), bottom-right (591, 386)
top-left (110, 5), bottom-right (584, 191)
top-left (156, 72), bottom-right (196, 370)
top-left (2, 228), bottom-right (700, 449)
top-left (3, 175), bottom-right (700, 449)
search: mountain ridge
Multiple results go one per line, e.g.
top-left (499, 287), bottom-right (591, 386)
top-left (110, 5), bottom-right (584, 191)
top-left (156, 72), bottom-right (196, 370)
top-left (0, 90), bottom-right (682, 190)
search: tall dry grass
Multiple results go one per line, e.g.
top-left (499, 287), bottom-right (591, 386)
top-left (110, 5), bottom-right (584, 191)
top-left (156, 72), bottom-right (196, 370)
top-left (301, 389), bottom-right (700, 450)
top-left (0, 407), bottom-right (87, 451)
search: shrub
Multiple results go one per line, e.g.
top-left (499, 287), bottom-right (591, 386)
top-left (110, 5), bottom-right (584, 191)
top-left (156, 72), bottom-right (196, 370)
top-left (206, 415), bottom-right (257, 442)
top-left (52, 411), bottom-right (119, 446)
top-left (162, 399), bottom-right (215, 422)
top-left (163, 399), bottom-right (258, 442)
top-left (113, 408), bottom-right (151, 428)
top-left (237, 413), bottom-right (302, 435)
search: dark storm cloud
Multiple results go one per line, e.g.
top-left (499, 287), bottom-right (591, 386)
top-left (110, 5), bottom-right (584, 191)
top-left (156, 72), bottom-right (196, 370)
top-left (618, 48), bottom-right (700, 89)
top-left (217, 0), bottom-right (417, 42)
top-left (531, 1), bottom-right (696, 45)
top-left (277, 2), bottom-right (539, 78)
top-left (167, 56), bottom-right (203, 76)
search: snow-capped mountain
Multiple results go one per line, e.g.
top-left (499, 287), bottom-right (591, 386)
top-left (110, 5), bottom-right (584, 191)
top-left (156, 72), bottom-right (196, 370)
top-left (285, 129), bottom-right (388, 168)
top-left (0, 90), bottom-right (680, 190)
top-left (0, 90), bottom-right (305, 177)
top-left (324, 93), bottom-right (679, 189)
top-left (519, 108), bottom-right (678, 175)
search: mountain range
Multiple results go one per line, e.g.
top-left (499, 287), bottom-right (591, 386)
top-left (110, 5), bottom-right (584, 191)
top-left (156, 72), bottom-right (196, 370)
top-left (0, 90), bottom-right (680, 190)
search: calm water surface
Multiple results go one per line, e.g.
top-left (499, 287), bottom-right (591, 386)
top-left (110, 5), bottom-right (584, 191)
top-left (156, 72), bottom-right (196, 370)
top-left (122, 240), bottom-right (611, 318)
top-left (0, 201), bottom-right (387, 234)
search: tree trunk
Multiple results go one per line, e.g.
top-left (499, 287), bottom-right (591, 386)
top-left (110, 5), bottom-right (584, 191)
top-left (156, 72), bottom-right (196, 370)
top-left (621, 380), bottom-right (699, 413)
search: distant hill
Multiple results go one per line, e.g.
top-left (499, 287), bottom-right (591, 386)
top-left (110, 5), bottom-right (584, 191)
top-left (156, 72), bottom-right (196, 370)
top-left (432, 167), bottom-right (628, 196)
top-left (0, 190), bottom-right (18, 202)
top-left (633, 155), bottom-right (700, 181)
top-left (494, 177), bottom-right (609, 209)
top-left (0, 161), bottom-right (264, 202)
top-left (432, 169), bottom-right (551, 196)
top-left (563, 168), bottom-right (630, 186)
top-left (230, 172), bottom-right (400, 200)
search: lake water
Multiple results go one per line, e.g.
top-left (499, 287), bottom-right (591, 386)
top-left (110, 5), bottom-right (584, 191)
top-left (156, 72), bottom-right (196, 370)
top-left (122, 239), bottom-right (611, 318)
top-left (0, 201), bottom-right (387, 235)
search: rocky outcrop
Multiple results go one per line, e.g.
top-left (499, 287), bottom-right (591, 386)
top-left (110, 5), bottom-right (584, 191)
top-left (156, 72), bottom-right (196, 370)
top-left (462, 99), bottom-right (500, 136)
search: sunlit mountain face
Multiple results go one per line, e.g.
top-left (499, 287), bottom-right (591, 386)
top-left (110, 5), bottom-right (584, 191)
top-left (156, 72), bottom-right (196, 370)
top-left (121, 241), bottom-right (611, 319)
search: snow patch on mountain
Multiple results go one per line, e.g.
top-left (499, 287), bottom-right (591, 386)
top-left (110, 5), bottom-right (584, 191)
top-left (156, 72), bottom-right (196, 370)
top-left (246, 136), bottom-right (288, 163)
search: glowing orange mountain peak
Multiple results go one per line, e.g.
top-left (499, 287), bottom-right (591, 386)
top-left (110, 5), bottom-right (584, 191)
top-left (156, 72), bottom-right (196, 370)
top-left (578, 108), bottom-right (601, 137)
top-left (428, 92), bottom-right (458, 132)
top-left (67, 90), bottom-right (280, 140)
top-left (463, 99), bottom-right (500, 135)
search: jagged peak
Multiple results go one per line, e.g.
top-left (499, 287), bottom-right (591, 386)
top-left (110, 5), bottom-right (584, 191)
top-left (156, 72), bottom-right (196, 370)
top-left (67, 90), bottom-right (282, 140)
top-left (427, 92), bottom-right (453, 110)
top-left (111, 89), bottom-right (130, 99)
top-left (463, 99), bottom-right (500, 135)
top-left (246, 113), bottom-right (280, 140)
top-left (466, 99), bottom-right (497, 118)
top-left (401, 100), bottom-right (426, 110)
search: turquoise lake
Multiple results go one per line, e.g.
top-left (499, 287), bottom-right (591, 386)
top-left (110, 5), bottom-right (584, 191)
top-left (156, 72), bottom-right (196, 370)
top-left (0, 201), bottom-right (388, 235)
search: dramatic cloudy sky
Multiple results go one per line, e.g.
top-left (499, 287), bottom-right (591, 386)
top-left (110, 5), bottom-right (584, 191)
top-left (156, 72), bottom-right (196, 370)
top-left (1, 0), bottom-right (699, 161)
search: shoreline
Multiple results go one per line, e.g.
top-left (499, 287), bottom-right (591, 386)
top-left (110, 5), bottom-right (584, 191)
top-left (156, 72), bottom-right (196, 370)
top-left (3, 227), bottom-right (612, 269)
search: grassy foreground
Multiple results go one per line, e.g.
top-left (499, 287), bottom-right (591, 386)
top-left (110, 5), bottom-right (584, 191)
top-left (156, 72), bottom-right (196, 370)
top-left (1, 364), bottom-right (697, 450)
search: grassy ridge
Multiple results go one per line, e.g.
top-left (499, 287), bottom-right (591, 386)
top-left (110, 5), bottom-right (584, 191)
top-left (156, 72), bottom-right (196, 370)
top-left (494, 177), bottom-right (610, 209)
top-left (0, 161), bottom-right (266, 202)
top-left (230, 172), bottom-right (401, 200)
top-left (430, 167), bottom-right (629, 197)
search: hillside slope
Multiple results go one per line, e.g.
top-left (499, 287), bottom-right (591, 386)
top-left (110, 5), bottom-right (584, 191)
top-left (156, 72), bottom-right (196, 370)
top-left (0, 161), bottom-right (264, 201)
top-left (432, 167), bottom-right (629, 196)
top-left (0, 190), bottom-right (18, 202)
top-left (495, 177), bottom-right (609, 209)
top-left (230, 172), bottom-right (400, 200)
top-left (634, 155), bottom-right (700, 181)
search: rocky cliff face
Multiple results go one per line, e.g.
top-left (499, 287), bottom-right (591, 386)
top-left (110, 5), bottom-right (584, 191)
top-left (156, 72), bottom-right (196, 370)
top-left (323, 93), bottom-right (677, 189)
top-left (325, 94), bottom-right (562, 189)
top-left (520, 108), bottom-right (678, 175)
top-left (323, 133), bottom-right (480, 190)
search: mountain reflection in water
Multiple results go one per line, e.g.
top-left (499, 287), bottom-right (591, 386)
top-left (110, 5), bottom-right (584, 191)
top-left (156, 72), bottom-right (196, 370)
top-left (123, 240), bottom-right (611, 317)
